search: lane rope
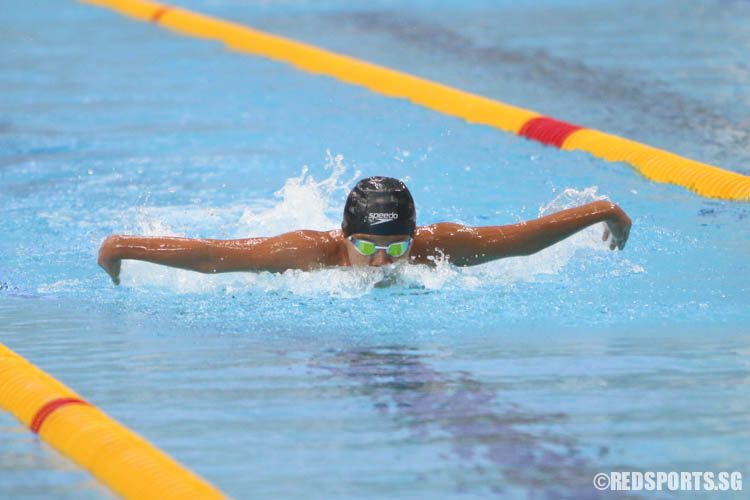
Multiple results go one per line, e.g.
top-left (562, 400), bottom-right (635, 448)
top-left (29, 397), bottom-right (91, 433)
top-left (0, 343), bottom-right (231, 500)
top-left (519, 117), bottom-right (583, 148)
top-left (77, 0), bottom-right (749, 200)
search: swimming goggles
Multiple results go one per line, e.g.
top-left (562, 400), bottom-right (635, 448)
top-left (348, 237), bottom-right (412, 258)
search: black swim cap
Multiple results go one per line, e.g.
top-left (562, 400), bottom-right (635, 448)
top-left (342, 177), bottom-right (416, 237)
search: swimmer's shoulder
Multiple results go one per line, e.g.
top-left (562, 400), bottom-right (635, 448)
top-left (262, 229), bottom-right (346, 268)
top-left (295, 229), bottom-right (349, 265)
top-left (281, 229), bottom-right (343, 248)
top-left (411, 223), bottom-right (474, 265)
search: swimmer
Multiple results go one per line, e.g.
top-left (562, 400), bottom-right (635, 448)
top-left (98, 176), bottom-right (631, 285)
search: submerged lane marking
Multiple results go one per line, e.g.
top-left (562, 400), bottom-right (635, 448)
top-left (77, 0), bottom-right (750, 201)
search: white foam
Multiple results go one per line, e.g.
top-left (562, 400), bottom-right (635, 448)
top-left (37, 279), bottom-right (82, 294)
top-left (237, 150), bottom-right (359, 236)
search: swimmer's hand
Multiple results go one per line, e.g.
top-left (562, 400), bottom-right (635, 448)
top-left (98, 235), bottom-right (122, 285)
top-left (602, 204), bottom-right (631, 250)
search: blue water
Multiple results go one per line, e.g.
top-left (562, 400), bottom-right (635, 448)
top-left (2, 0), bottom-right (749, 499)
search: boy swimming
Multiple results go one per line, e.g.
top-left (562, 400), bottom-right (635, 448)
top-left (98, 176), bottom-right (631, 285)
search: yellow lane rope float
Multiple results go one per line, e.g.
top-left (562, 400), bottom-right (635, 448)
top-left (0, 343), bottom-right (231, 500)
top-left (77, 0), bottom-right (750, 200)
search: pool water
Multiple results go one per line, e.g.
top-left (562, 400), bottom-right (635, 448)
top-left (2, 0), bottom-right (749, 499)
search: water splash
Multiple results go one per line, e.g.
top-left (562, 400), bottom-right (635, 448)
top-left (120, 153), bottom-right (362, 294)
top-left (538, 186), bottom-right (607, 217)
top-left (460, 187), bottom-right (613, 284)
top-left (237, 149), bottom-right (360, 236)
top-left (118, 170), bottom-right (632, 295)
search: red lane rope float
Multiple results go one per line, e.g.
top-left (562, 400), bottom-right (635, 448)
top-left (519, 117), bottom-right (584, 148)
top-left (150, 5), bottom-right (170, 23)
top-left (76, 0), bottom-right (750, 201)
top-left (0, 343), bottom-right (230, 500)
top-left (30, 397), bottom-right (91, 433)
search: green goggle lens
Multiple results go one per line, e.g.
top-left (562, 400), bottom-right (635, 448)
top-left (387, 242), bottom-right (408, 257)
top-left (355, 240), bottom-right (376, 255)
top-left (350, 238), bottom-right (411, 258)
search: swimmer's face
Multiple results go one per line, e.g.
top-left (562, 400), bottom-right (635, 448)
top-left (346, 233), bottom-right (413, 267)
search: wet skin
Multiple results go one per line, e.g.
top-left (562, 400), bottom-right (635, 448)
top-left (98, 200), bottom-right (631, 285)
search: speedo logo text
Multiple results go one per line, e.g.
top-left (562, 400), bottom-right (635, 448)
top-left (367, 212), bottom-right (399, 225)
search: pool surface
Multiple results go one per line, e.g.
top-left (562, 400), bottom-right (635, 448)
top-left (2, 0), bottom-right (749, 498)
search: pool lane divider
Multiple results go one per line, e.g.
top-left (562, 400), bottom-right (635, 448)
top-left (77, 0), bottom-right (750, 201)
top-left (0, 343), bottom-right (231, 500)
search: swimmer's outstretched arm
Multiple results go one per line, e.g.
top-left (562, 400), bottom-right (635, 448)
top-left (411, 200), bottom-right (631, 266)
top-left (97, 231), bottom-right (339, 285)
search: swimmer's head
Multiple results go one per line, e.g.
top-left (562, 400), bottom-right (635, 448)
top-left (342, 177), bottom-right (416, 237)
